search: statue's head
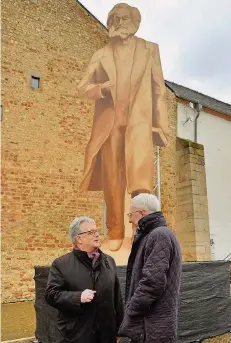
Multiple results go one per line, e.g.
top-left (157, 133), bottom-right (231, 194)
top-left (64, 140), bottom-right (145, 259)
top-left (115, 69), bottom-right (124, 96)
top-left (107, 3), bottom-right (141, 40)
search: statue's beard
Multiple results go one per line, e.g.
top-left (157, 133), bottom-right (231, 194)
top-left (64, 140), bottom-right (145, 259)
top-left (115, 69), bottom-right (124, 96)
top-left (109, 24), bottom-right (137, 40)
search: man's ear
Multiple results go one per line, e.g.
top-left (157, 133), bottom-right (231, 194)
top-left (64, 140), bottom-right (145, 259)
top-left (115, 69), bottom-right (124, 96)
top-left (76, 236), bottom-right (82, 245)
top-left (141, 210), bottom-right (146, 217)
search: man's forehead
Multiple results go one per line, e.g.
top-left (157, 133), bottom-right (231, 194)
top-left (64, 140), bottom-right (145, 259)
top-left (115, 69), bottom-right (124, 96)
top-left (81, 222), bottom-right (96, 230)
top-left (114, 8), bottom-right (131, 17)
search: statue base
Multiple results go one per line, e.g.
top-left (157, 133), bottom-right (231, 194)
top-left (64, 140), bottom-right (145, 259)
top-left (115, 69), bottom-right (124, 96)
top-left (100, 237), bottom-right (132, 265)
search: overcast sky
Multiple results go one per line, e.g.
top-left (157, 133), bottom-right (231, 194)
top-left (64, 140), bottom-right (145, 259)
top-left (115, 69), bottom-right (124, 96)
top-left (80, 0), bottom-right (231, 104)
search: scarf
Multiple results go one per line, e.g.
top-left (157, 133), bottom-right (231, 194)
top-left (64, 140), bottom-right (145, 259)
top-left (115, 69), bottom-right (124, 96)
top-left (74, 245), bottom-right (100, 266)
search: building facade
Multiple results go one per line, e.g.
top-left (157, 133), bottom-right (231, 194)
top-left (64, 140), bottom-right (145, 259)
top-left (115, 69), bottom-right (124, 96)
top-left (167, 81), bottom-right (231, 261)
top-left (1, 0), bottom-right (178, 339)
top-left (3, 0), bottom-right (230, 341)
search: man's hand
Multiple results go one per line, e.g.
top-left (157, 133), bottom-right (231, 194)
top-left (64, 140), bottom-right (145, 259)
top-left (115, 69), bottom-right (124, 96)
top-left (101, 81), bottom-right (115, 95)
top-left (80, 289), bottom-right (96, 303)
top-left (116, 337), bottom-right (120, 343)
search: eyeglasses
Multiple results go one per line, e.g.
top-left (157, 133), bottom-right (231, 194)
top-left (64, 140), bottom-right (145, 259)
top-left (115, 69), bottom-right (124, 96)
top-left (78, 229), bottom-right (99, 236)
top-left (127, 210), bottom-right (143, 217)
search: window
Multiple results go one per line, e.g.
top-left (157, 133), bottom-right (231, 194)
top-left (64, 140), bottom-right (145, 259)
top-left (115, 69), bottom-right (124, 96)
top-left (31, 76), bottom-right (40, 89)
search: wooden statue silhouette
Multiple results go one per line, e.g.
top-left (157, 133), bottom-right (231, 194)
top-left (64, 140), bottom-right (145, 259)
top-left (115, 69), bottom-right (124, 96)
top-left (78, 3), bottom-right (168, 251)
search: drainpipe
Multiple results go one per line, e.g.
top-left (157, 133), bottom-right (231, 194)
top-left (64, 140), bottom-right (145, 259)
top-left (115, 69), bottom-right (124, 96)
top-left (157, 146), bottom-right (161, 208)
top-left (194, 103), bottom-right (203, 143)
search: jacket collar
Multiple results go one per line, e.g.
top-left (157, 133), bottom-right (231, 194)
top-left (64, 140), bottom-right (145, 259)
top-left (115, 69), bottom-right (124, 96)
top-left (73, 248), bottom-right (107, 270)
top-left (137, 211), bottom-right (167, 237)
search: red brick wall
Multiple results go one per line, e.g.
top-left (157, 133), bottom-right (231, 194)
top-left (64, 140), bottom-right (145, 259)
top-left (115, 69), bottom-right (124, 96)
top-left (2, 0), bottom-right (108, 303)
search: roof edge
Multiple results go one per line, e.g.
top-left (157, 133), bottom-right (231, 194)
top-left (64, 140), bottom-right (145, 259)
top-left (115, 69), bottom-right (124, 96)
top-left (165, 80), bottom-right (231, 118)
top-left (165, 80), bottom-right (231, 108)
top-left (76, 0), bottom-right (108, 31)
top-left (165, 80), bottom-right (175, 93)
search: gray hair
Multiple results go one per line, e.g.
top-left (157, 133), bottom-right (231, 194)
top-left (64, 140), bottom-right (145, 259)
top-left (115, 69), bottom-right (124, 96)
top-left (69, 216), bottom-right (95, 244)
top-left (107, 3), bottom-right (141, 30)
top-left (131, 193), bottom-right (160, 214)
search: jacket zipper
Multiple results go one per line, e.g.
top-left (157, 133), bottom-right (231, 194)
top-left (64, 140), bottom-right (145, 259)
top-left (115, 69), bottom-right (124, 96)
top-left (92, 270), bottom-right (96, 290)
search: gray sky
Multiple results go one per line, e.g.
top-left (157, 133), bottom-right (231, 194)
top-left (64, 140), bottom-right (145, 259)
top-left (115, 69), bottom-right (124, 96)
top-left (80, 0), bottom-right (231, 104)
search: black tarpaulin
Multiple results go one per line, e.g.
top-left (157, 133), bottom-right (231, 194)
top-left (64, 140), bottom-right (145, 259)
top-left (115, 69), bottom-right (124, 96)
top-left (34, 266), bottom-right (59, 343)
top-left (34, 261), bottom-right (231, 343)
top-left (177, 261), bottom-right (231, 342)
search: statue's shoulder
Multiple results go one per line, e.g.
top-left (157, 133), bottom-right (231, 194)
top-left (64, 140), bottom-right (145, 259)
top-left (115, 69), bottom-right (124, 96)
top-left (135, 37), bottom-right (159, 54)
top-left (90, 46), bottom-right (105, 63)
top-left (145, 39), bottom-right (159, 52)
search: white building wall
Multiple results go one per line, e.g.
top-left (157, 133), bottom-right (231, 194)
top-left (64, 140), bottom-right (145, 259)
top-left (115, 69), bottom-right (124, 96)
top-left (177, 102), bottom-right (231, 260)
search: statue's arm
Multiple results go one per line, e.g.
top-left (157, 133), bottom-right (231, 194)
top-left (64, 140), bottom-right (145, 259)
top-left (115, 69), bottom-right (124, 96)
top-left (77, 52), bottom-right (104, 100)
top-left (151, 44), bottom-right (168, 146)
top-left (151, 44), bottom-right (166, 107)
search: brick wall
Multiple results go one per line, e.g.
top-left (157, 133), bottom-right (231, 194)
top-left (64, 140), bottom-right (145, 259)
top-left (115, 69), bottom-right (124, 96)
top-left (2, 0), bottom-right (178, 303)
top-left (2, 0), bottom-right (108, 303)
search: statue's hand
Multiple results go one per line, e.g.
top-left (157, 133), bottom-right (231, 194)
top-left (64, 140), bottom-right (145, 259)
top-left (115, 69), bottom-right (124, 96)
top-left (101, 81), bottom-right (115, 95)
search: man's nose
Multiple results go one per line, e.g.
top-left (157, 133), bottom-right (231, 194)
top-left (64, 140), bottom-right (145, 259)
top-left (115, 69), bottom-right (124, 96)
top-left (116, 17), bottom-right (122, 25)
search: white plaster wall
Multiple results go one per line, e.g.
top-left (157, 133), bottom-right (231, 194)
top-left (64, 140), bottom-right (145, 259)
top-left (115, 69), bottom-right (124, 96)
top-left (177, 103), bottom-right (231, 260)
top-left (177, 103), bottom-right (196, 141)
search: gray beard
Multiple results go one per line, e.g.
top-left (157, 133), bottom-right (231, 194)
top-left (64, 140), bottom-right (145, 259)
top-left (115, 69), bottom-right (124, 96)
top-left (109, 25), bottom-right (136, 40)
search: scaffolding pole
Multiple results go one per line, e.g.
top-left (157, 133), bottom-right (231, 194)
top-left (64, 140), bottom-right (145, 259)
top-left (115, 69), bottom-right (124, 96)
top-left (153, 146), bottom-right (161, 208)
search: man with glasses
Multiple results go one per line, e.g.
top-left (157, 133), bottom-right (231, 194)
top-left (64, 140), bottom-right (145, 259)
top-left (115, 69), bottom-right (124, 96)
top-left (45, 216), bottom-right (123, 343)
top-left (119, 194), bottom-right (182, 343)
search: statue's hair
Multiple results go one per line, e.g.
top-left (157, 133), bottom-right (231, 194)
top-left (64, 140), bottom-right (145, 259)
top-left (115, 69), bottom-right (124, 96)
top-left (107, 3), bottom-right (141, 30)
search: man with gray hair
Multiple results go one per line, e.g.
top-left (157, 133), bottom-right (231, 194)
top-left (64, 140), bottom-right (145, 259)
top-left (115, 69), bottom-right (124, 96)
top-left (45, 216), bottom-right (123, 343)
top-left (78, 3), bottom-right (168, 251)
top-left (119, 194), bottom-right (182, 343)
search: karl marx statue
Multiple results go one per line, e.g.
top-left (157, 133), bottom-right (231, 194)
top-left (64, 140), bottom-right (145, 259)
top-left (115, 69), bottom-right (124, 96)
top-left (78, 3), bottom-right (168, 251)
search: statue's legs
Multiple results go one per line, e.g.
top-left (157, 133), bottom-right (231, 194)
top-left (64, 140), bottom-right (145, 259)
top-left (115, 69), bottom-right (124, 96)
top-left (101, 125), bottom-right (126, 250)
